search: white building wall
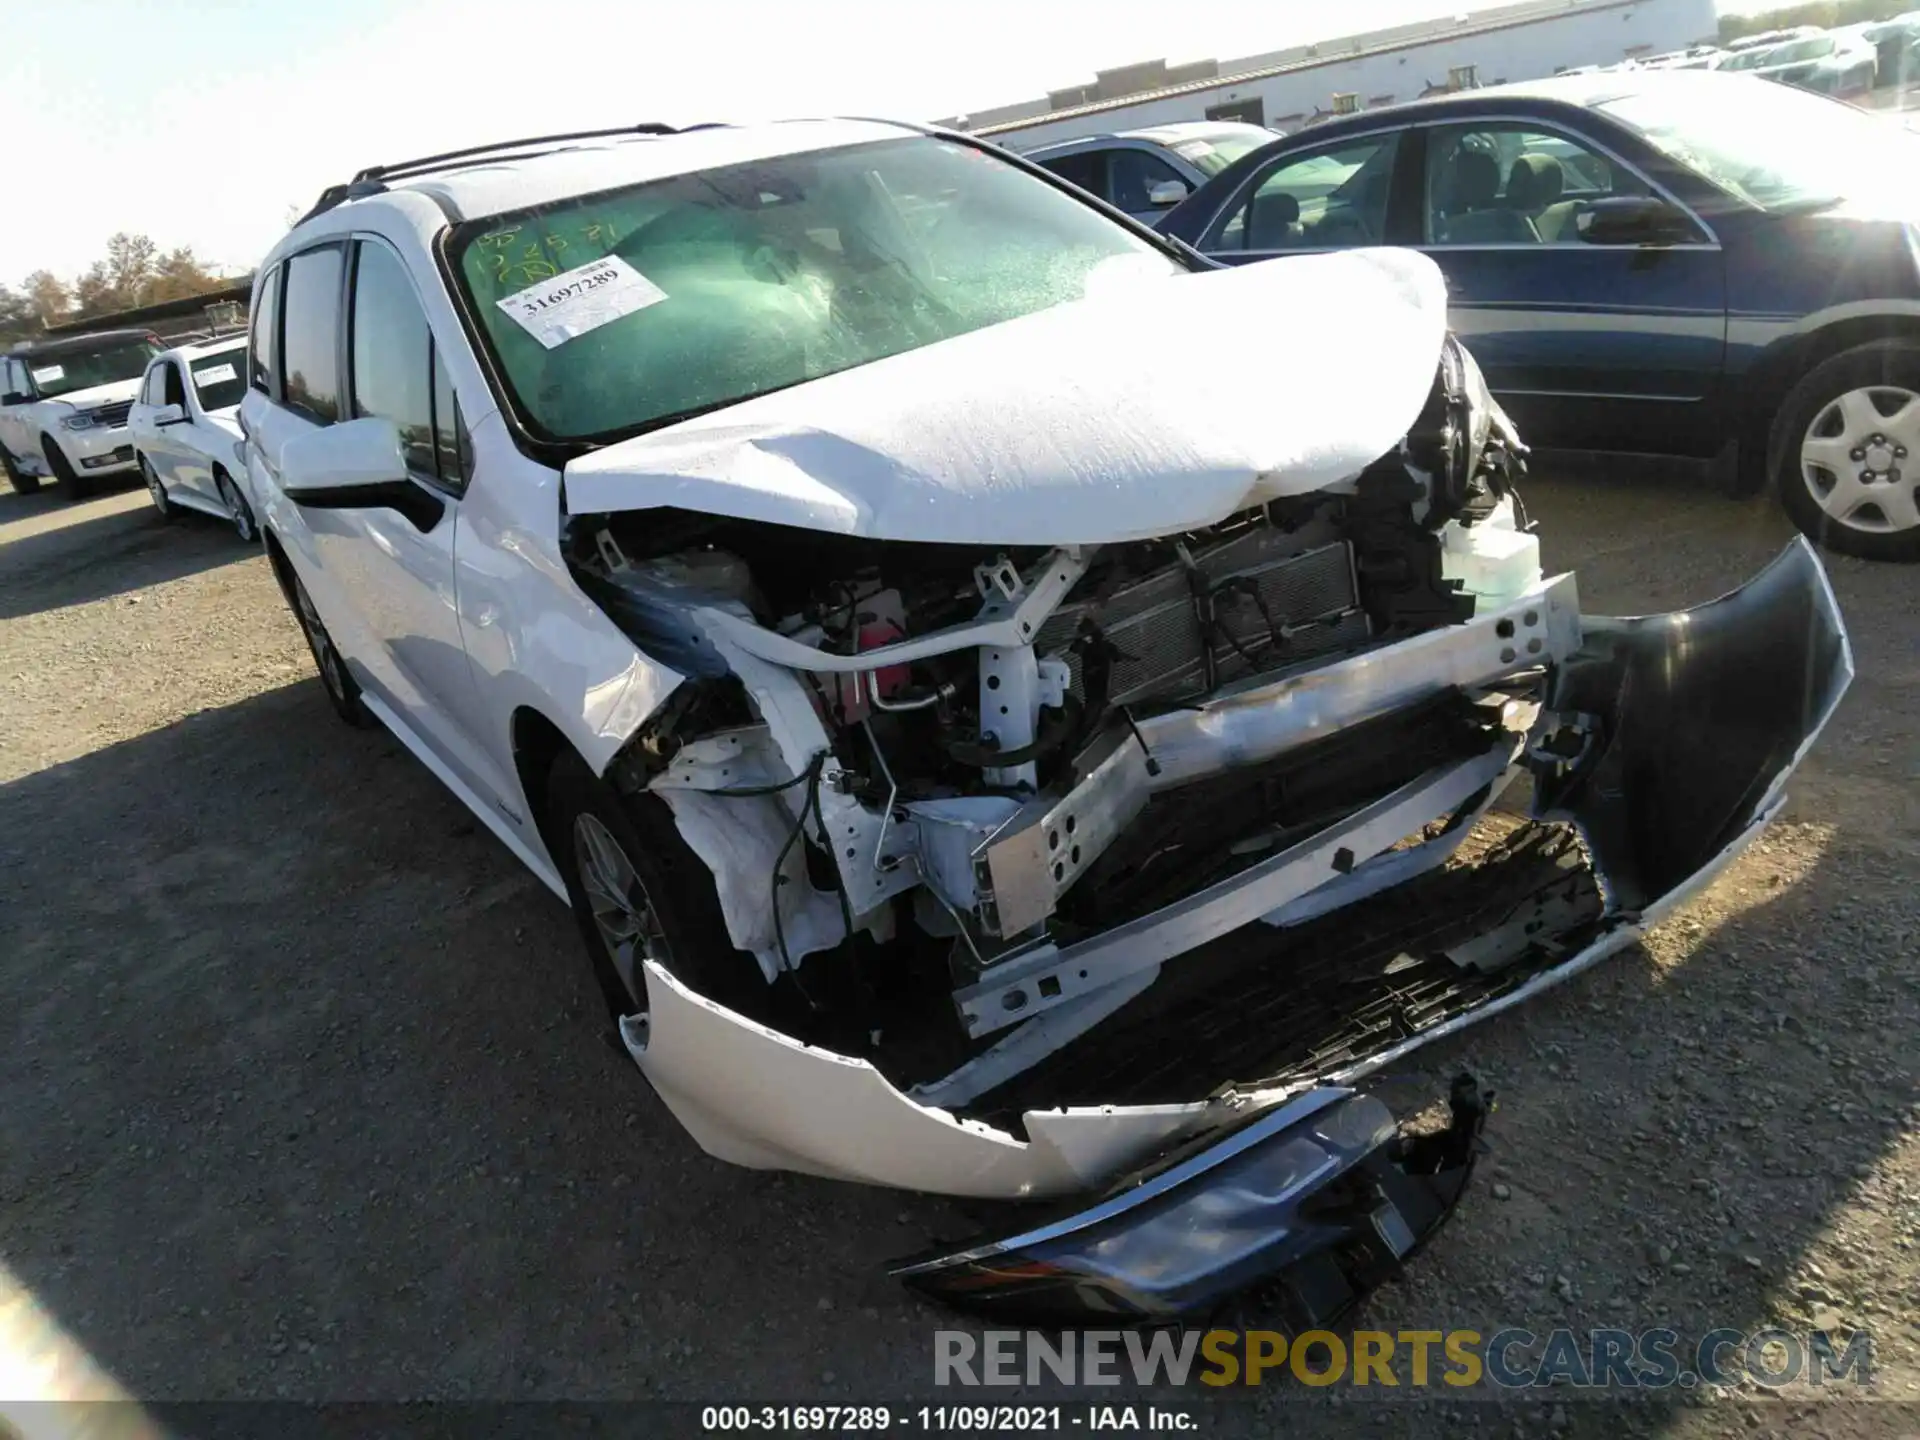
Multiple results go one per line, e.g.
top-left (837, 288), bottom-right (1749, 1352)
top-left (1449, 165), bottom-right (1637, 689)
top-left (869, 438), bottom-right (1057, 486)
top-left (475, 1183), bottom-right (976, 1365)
top-left (973, 0), bottom-right (1717, 150)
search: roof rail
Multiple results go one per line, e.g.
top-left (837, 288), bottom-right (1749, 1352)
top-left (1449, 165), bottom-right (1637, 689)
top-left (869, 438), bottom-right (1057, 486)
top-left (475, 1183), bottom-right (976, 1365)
top-left (351, 122), bottom-right (682, 185)
top-left (290, 122), bottom-right (730, 231)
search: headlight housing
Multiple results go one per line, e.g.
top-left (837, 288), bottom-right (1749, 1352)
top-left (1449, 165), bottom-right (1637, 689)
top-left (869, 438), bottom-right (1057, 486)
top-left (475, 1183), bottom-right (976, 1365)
top-left (59, 413), bottom-right (93, 432)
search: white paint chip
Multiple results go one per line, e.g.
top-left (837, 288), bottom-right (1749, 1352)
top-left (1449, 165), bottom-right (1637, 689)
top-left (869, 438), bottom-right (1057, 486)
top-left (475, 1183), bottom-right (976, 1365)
top-left (495, 255), bottom-right (667, 350)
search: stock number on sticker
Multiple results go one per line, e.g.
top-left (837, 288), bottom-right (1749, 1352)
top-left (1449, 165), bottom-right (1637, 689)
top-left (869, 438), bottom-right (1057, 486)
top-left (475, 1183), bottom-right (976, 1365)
top-left (701, 1406), bottom-right (894, 1431)
top-left (508, 262), bottom-right (621, 318)
top-left (494, 254), bottom-right (666, 349)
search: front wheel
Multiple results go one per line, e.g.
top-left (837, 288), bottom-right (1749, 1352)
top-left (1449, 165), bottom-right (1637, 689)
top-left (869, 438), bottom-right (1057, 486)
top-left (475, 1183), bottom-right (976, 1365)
top-left (141, 456), bottom-right (176, 520)
top-left (285, 568), bottom-right (375, 728)
top-left (545, 749), bottom-right (766, 1026)
top-left (213, 468), bottom-right (257, 543)
top-left (1773, 342), bottom-right (1920, 563)
top-left (41, 436), bottom-right (93, 500)
top-left (1, 447), bottom-right (39, 495)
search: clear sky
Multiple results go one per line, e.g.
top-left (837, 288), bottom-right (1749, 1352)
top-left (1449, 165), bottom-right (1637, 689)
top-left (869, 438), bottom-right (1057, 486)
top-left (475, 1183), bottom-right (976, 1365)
top-left (3, 0), bottom-right (1741, 285)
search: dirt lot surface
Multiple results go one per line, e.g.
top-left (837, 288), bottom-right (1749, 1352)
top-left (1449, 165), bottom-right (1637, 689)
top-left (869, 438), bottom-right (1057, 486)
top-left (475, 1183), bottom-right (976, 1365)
top-left (1, 469), bottom-right (1916, 1438)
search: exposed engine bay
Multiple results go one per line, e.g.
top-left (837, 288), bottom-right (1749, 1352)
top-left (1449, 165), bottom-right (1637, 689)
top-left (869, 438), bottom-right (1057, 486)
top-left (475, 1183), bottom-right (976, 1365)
top-left (557, 334), bottom-right (1851, 1183)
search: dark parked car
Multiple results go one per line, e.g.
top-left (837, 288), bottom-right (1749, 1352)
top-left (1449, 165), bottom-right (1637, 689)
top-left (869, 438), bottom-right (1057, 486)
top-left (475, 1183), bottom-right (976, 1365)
top-left (1159, 70), bottom-right (1920, 561)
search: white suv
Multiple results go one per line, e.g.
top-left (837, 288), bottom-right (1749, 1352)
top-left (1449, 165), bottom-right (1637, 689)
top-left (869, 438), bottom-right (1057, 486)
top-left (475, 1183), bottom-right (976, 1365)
top-left (1, 329), bottom-right (163, 496)
top-left (242, 119), bottom-right (1847, 1315)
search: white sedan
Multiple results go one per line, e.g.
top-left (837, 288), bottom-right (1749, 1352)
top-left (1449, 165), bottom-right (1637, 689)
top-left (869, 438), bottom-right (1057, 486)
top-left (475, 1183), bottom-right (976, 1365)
top-left (128, 336), bottom-right (257, 540)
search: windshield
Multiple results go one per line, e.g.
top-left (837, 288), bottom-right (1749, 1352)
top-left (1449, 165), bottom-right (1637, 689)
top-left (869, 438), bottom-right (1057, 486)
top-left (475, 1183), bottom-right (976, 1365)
top-left (1765, 36), bottom-right (1835, 62)
top-left (28, 340), bottom-right (161, 399)
top-left (1597, 78), bottom-right (1920, 209)
top-left (454, 136), bottom-right (1184, 443)
top-left (189, 347), bottom-right (246, 411)
top-left (1170, 132), bottom-right (1273, 176)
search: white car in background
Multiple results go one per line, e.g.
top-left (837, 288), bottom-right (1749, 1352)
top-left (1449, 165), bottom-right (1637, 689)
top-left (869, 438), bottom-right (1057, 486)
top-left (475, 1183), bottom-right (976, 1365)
top-left (129, 335), bottom-right (258, 539)
top-left (0, 329), bottom-right (163, 497)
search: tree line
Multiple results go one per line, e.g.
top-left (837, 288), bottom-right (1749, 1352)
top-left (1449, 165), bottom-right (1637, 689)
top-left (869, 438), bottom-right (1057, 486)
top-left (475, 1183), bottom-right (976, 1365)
top-left (0, 232), bottom-right (234, 345)
top-left (1721, 0), bottom-right (1916, 41)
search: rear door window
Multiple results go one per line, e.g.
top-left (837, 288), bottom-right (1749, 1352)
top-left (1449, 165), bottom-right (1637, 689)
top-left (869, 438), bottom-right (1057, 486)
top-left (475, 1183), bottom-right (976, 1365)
top-left (1108, 149), bottom-right (1187, 211)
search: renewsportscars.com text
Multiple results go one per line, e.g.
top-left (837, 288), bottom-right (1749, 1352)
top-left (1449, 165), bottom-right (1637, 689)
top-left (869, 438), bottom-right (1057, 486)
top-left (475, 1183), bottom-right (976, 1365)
top-left (935, 1327), bottom-right (1872, 1390)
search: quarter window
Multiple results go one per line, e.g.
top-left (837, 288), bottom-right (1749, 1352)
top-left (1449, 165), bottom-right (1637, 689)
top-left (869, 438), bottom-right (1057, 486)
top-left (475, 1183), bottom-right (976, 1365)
top-left (430, 347), bottom-right (468, 488)
top-left (349, 241), bottom-right (436, 476)
top-left (279, 246), bottom-right (345, 423)
top-left (1424, 122), bottom-right (1652, 246)
top-left (249, 266), bottom-right (281, 396)
top-left (1207, 134), bottom-right (1401, 252)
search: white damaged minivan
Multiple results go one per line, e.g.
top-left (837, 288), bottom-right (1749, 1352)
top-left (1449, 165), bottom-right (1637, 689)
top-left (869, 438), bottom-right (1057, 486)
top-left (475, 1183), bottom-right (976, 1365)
top-left (240, 119), bottom-right (1851, 1321)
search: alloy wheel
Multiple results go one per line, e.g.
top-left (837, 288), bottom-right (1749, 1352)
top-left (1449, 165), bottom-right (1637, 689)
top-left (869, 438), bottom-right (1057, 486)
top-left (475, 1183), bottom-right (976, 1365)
top-left (142, 459), bottom-right (168, 514)
top-left (217, 473), bottom-right (256, 542)
top-left (1799, 385), bottom-right (1920, 536)
top-left (292, 579), bottom-right (350, 704)
top-left (571, 812), bottom-right (668, 1009)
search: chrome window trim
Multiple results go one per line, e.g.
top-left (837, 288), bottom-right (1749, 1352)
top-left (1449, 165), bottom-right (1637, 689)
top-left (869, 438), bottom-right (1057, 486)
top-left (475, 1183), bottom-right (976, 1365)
top-left (1414, 113), bottom-right (1721, 250)
top-left (1200, 110), bottom-right (1723, 259)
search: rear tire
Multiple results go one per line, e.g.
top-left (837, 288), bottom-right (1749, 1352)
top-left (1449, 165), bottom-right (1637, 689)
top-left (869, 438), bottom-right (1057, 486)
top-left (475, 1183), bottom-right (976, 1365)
top-left (545, 749), bottom-right (766, 1025)
top-left (284, 567), bottom-right (375, 728)
top-left (1, 447), bottom-right (38, 495)
top-left (42, 435), bottom-right (93, 500)
top-left (1772, 341), bottom-right (1920, 563)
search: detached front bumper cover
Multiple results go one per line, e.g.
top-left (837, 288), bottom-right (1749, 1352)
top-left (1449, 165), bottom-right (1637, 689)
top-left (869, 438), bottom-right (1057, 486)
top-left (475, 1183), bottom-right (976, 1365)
top-left (623, 538), bottom-right (1850, 1286)
top-left (893, 1075), bottom-right (1492, 1323)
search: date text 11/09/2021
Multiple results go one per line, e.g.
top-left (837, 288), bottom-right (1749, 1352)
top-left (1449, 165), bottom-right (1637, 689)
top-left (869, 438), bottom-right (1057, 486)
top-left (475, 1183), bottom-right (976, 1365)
top-left (701, 1407), bottom-right (1194, 1431)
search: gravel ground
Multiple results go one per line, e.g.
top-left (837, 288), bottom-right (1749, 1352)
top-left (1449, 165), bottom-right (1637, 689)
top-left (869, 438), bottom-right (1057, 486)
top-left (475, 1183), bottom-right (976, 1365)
top-left (1, 468), bottom-right (1915, 1439)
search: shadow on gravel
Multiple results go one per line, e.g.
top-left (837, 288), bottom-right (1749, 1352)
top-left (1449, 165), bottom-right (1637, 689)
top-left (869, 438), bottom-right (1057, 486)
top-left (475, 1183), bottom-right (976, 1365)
top-left (0, 492), bottom-right (249, 621)
top-left (0, 661), bottom-right (1912, 1417)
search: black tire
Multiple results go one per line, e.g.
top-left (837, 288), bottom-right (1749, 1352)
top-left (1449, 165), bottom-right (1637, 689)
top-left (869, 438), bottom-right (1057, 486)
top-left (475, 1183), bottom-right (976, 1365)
top-left (41, 435), bottom-right (94, 500)
top-left (213, 466), bottom-right (257, 544)
top-left (140, 455), bottom-right (177, 520)
top-left (1771, 341), bottom-right (1920, 564)
top-left (545, 749), bottom-right (766, 1025)
top-left (1, 446), bottom-right (39, 495)
top-left (284, 566), bottom-right (376, 728)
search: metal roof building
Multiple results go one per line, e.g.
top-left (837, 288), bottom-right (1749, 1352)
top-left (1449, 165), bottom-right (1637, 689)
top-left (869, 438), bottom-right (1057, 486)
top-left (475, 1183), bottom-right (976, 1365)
top-left (938, 0), bottom-right (1718, 146)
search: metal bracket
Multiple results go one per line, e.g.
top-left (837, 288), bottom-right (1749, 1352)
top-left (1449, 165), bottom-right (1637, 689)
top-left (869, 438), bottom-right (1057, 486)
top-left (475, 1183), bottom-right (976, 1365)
top-left (974, 730), bottom-right (1155, 938)
top-left (952, 741), bottom-right (1520, 1037)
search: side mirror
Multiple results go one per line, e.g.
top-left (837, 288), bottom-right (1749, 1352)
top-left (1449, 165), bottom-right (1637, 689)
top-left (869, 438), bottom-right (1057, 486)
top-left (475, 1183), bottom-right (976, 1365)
top-left (1, 392), bottom-right (28, 407)
top-left (279, 416), bottom-right (407, 496)
top-left (1576, 196), bottom-right (1696, 246)
top-left (278, 416), bottom-right (443, 530)
top-left (1146, 179), bottom-right (1190, 207)
top-left (153, 404), bottom-right (187, 427)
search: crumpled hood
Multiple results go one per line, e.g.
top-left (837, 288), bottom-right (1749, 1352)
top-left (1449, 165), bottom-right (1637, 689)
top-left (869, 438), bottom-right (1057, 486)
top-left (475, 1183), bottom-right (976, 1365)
top-left (563, 248), bottom-right (1450, 545)
top-left (40, 378), bottom-right (143, 411)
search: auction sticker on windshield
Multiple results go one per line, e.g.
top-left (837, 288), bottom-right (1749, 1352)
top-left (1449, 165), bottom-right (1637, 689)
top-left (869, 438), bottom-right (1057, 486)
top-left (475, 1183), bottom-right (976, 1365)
top-left (31, 365), bottom-right (64, 385)
top-left (496, 255), bottom-right (667, 349)
top-left (194, 363), bottom-right (237, 387)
